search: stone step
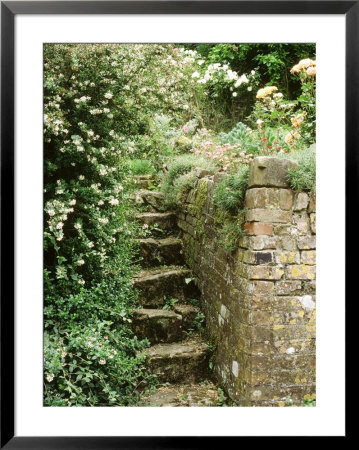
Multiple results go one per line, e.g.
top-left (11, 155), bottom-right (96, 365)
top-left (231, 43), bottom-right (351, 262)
top-left (140, 382), bottom-right (222, 407)
top-left (136, 212), bottom-right (176, 235)
top-left (174, 304), bottom-right (201, 329)
top-left (131, 308), bottom-right (182, 344)
top-left (133, 190), bottom-right (165, 212)
top-left (136, 237), bottom-right (184, 267)
top-left (141, 339), bottom-right (211, 383)
top-left (132, 267), bottom-right (199, 308)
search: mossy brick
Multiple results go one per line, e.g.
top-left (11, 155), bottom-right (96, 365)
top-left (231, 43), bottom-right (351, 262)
top-left (292, 212), bottom-right (310, 235)
top-left (247, 235), bottom-right (279, 250)
top-left (247, 208), bottom-right (292, 223)
top-left (279, 189), bottom-right (294, 210)
top-left (276, 251), bottom-right (301, 265)
top-left (245, 222), bottom-right (273, 236)
top-left (248, 266), bottom-right (284, 280)
top-left (285, 265), bottom-right (316, 280)
top-left (273, 224), bottom-right (292, 235)
top-left (250, 310), bottom-right (274, 325)
top-left (252, 280), bottom-right (275, 294)
top-left (297, 236), bottom-right (316, 250)
top-left (293, 192), bottom-right (309, 211)
top-left (308, 193), bottom-right (316, 213)
top-left (248, 156), bottom-right (299, 188)
top-left (249, 341), bottom-right (276, 356)
top-left (310, 213), bottom-right (316, 234)
top-left (251, 295), bottom-right (274, 310)
top-left (280, 236), bottom-right (297, 251)
top-left (248, 371), bottom-right (274, 386)
top-left (273, 324), bottom-right (313, 340)
top-left (275, 280), bottom-right (302, 295)
top-left (301, 250), bottom-right (316, 265)
top-left (245, 187), bottom-right (279, 209)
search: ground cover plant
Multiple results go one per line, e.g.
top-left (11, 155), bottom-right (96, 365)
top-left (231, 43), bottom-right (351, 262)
top-left (44, 43), bottom-right (316, 406)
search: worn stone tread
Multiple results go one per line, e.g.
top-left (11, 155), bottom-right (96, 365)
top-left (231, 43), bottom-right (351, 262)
top-left (131, 308), bottom-right (182, 344)
top-left (133, 267), bottom-right (196, 307)
top-left (136, 237), bottom-right (184, 267)
top-left (174, 303), bottom-right (201, 328)
top-left (136, 212), bottom-right (176, 233)
top-left (141, 339), bottom-right (210, 383)
top-left (141, 382), bottom-right (222, 407)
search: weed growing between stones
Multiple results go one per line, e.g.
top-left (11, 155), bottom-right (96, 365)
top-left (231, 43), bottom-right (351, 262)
top-left (212, 166), bottom-right (249, 253)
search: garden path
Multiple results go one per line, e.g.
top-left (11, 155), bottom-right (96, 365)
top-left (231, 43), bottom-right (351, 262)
top-left (130, 175), bottom-right (226, 406)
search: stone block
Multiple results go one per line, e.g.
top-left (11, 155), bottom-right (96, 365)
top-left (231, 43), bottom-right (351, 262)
top-left (276, 251), bottom-right (301, 265)
top-left (297, 236), bottom-right (316, 250)
top-left (247, 235), bottom-right (279, 250)
top-left (248, 266), bottom-right (284, 280)
top-left (245, 222), bottom-right (273, 236)
top-left (285, 265), bottom-right (316, 280)
top-left (310, 213), bottom-right (316, 234)
top-left (275, 281), bottom-right (302, 296)
top-left (293, 192), bottom-right (309, 211)
top-left (308, 193), bottom-right (316, 213)
top-left (246, 209), bottom-right (292, 223)
top-left (245, 187), bottom-right (279, 209)
top-left (280, 236), bottom-right (297, 251)
top-left (301, 251), bottom-right (316, 265)
top-left (279, 189), bottom-right (294, 210)
top-left (252, 280), bottom-right (275, 294)
top-left (248, 156), bottom-right (299, 188)
top-left (292, 212), bottom-right (310, 235)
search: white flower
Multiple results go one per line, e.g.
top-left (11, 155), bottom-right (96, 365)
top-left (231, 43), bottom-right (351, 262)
top-left (191, 71), bottom-right (200, 79)
top-left (76, 259), bottom-right (85, 265)
top-left (56, 222), bottom-right (64, 229)
top-left (104, 92), bottom-right (113, 99)
top-left (74, 223), bottom-right (82, 230)
top-left (99, 359), bottom-right (106, 365)
top-left (109, 199), bottom-right (119, 206)
top-left (48, 209), bottom-right (55, 217)
top-left (232, 92), bottom-right (238, 97)
top-left (247, 86), bottom-right (253, 92)
top-left (69, 199), bottom-right (76, 206)
top-left (46, 374), bottom-right (54, 383)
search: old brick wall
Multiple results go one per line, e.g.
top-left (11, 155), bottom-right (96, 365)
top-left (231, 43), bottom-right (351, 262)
top-left (176, 157), bottom-right (316, 406)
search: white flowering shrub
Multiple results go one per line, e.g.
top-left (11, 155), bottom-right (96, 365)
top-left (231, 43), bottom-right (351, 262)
top-left (43, 44), bottom-right (199, 406)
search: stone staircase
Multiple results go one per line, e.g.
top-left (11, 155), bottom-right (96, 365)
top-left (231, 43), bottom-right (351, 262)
top-left (130, 175), bottom-right (222, 406)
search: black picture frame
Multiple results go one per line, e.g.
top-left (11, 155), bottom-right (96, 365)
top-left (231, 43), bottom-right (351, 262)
top-left (1, 1), bottom-right (352, 447)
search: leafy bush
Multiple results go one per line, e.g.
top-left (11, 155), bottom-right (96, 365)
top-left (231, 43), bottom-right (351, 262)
top-left (286, 145), bottom-right (316, 191)
top-left (127, 159), bottom-right (155, 175)
top-left (161, 154), bottom-right (216, 209)
top-left (44, 322), bottom-right (155, 406)
top-left (213, 166), bottom-right (249, 253)
top-left (213, 166), bottom-right (249, 214)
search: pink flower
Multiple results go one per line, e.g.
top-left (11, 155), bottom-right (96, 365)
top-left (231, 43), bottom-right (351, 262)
top-left (183, 126), bottom-right (189, 133)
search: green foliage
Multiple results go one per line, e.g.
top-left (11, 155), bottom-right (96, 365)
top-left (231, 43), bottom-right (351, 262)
top-left (285, 146), bottom-right (316, 191)
top-left (162, 297), bottom-right (179, 310)
top-left (213, 166), bottom-right (249, 253)
top-left (44, 322), bottom-right (156, 406)
top-left (161, 154), bottom-right (216, 209)
top-left (213, 166), bottom-right (249, 214)
top-left (127, 159), bottom-right (155, 175)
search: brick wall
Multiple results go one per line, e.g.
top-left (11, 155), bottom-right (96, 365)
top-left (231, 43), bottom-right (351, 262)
top-left (176, 157), bottom-right (316, 406)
